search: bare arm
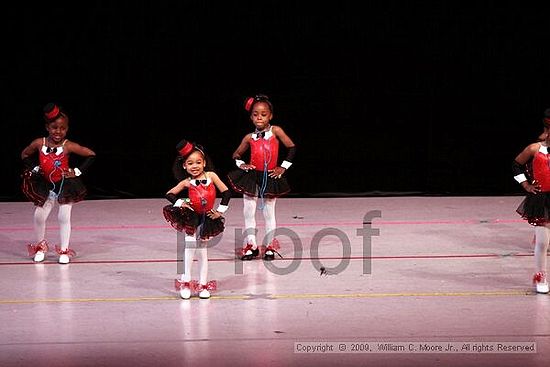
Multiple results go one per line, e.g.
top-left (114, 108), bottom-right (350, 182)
top-left (166, 179), bottom-right (189, 196)
top-left (233, 134), bottom-right (256, 170)
top-left (21, 138), bottom-right (42, 159)
top-left (65, 140), bottom-right (96, 157)
top-left (208, 171), bottom-right (229, 193)
top-left (514, 143), bottom-right (539, 165)
top-left (21, 138), bottom-right (42, 170)
top-left (232, 134), bottom-right (251, 159)
top-left (272, 125), bottom-right (295, 149)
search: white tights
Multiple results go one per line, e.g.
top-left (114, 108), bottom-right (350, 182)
top-left (33, 192), bottom-right (73, 250)
top-left (534, 226), bottom-right (549, 273)
top-left (243, 195), bottom-right (276, 248)
top-left (180, 235), bottom-right (208, 285)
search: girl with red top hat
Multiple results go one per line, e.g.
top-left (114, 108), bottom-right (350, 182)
top-left (513, 108), bottom-right (550, 294)
top-left (21, 103), bottom-right (96, 264)
top-left (163, 140), bottom-right (231, 299)
top-left (227, 94), bottom-right (296, 261)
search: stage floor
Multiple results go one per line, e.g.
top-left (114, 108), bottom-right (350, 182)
top-left (0, 196), bottom-right (548, 367)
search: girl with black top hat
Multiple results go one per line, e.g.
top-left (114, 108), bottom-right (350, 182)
top-left (21, 103), bottom-right (96, 264)
top-left (163, 139), bottom-right (231, 299)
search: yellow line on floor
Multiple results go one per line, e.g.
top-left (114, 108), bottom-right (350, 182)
top-left (0, 290), bottom-right (534, 305)
top-left (270, 290), bottom-right (532, 299)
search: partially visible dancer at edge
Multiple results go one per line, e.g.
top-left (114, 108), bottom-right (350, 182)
top-left (514, 107), bottom-right (550, 294)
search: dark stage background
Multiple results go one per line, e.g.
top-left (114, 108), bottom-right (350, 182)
top-left (3, 2), bottom-right (550, 201)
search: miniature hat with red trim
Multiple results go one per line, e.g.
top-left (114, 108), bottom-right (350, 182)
top-left (176, 139), bottom-right (194, 157)
top-left (43, 103), bottom-right (62, 122)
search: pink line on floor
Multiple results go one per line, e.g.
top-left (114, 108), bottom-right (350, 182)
top-left (0, 218), bottom-right (526, 232)
top-left (0, 252), bottom-right (533, 266)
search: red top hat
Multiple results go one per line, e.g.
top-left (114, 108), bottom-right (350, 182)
top-left (176, 139), bottom-right (194, 157)
top-left (43, 103), bottom-right (61, 122)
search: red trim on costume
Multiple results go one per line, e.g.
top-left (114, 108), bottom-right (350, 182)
top-left (55, 245), bottom-right (76, 257)
top-left (533, 271), bottom-right (546, 284)
top-left (45, 105), bottom-right (60, 120)
top-left (27, 240), bottom-right (49, 256)
top-left (544, 118), bottom-right (550, 125)
top-left (242, 243), bottom-right (254, 253)
top-left (244, 97), bottom-right (254, 111)
top-left (21, 170), bottom-right (47, 207)
top-left (178, 142), bottom-right (193, 156)
top-left (174, 279), bottom-right (217, 292)
top-left (199, 281), bottom-right (217, 291)
top-left (174, 279), bottom-right (190, 290)
top-left (265, 238), bottom-right (280, 251)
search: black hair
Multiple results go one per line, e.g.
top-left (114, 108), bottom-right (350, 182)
top-left (542, 108), bottom-right (550, 128)
top-left (172, 143), bottom-right (216, 182)
top-left (249, 94), bottom-right (274, 113)
top-left (43, 102), bottom-right (68, 123)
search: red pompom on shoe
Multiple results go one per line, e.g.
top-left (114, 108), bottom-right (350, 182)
top-left (55, 245), bottom-right (76, 257)
top-left (533, 272), bottom-right (549, 294)
top-left (263, 239), bottom-right (282, 261)
top-left (27, 240), bottom-right (49, 257)
top-left (239, 243), bottom-right (259, 260)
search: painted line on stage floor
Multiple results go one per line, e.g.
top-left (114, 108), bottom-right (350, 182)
top-left (0, 252), bottom-right (534, 266)
top-left (0, 218), bottom-right (525, 232)
top-left (0, 290), bottom-right (534, 305)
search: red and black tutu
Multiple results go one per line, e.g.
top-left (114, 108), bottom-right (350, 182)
top-left (163, 205), bottom-right (225, 240)
top-left (21, 170), bottom-right (87, 206)
top-left (227, 169), bottom-right (290, 198)
top-left (516, 192), bottom-right (550, 226)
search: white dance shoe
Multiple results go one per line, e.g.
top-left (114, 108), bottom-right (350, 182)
top-left (533, 272), bottom-right (549, 294)
top-left (58, 254), bottom-right (70, 264)
top-left (33, 251), bottom-right (45, 262)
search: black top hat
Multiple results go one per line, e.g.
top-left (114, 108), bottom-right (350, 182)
top-left (43, 103), bottom-right (62, 122)
top-left (176, 139), bottom-right (194, 157)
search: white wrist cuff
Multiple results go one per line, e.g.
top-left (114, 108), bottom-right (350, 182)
top-left (514, 174), bottom-right (527, 184)
top-left (174, 199), bottom-right (185, 207)
top-left (235, 159), bottom-right (245, 168)
top-left (216, 204), bottom-right (228, 213)
top-left (32, 166), bottom-right (40, 173)
top-left (281, 160), bottom-right (292, 169)
top-left (73, 168), bottom-right (82, 177)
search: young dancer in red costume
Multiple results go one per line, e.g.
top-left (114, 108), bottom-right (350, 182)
top-left (21, 103), bottom-right (96, 264)
top-left (227, 94), bottom-right (296, 261)
top-left (514, 108), bottom-right (550, 294)
top-left (163, 140), bottom-right (231, 299)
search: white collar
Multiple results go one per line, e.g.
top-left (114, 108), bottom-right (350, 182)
top-left (41, 145), bottom-right (64, 156)
top-left (189, 177), bottom-right (211, 186)
top-left (252, 126), bottom-right (273, 141)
